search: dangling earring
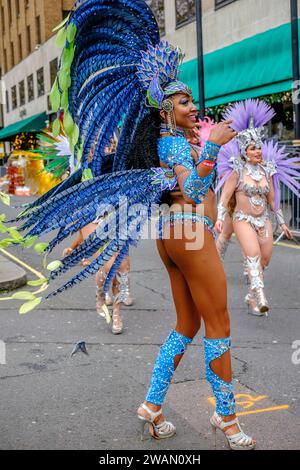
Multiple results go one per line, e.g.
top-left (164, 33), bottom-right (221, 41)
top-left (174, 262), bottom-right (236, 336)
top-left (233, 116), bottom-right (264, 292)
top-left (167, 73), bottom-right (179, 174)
top-left (161, 99), bottom-right (177, 136)
top-left (166, 110), bottom-right (177, 136)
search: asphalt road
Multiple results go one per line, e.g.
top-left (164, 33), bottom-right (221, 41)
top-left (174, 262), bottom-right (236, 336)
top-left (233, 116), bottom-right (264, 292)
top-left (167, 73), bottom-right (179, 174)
top-left (0, 198), bottom-right (299, 450)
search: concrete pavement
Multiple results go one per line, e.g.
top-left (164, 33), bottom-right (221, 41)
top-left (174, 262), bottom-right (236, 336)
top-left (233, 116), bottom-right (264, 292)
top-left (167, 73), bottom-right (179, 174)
top-left (0, 254), bottom-right (27, 291)
top-left (0, 200), bottom-right (299, 450)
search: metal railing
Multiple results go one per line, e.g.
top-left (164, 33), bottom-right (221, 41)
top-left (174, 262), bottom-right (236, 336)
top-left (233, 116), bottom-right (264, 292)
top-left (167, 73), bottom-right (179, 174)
top-left (274, 143), bottom-right (300, 243)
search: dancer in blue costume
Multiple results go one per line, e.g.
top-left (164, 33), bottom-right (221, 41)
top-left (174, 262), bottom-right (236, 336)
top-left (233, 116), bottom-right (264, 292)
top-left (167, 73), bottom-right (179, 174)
top-left (6, 0), bottom-right (256, 449)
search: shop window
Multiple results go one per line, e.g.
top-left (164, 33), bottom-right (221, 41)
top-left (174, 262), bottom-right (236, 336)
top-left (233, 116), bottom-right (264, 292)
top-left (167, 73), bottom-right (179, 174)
top-left (27, 25), bottom-right (31, 54)
top-left (6, 90), bottom-right (9, 113)
top-left (8, 0), bottom-right (12, 24)
top-left (27, 74), bottom-right (34, 102)
top-left (176, 0), bottom-right (195, 28)
top-left (49, 58), bottom-right (58, 87)
top-left (11, 85), bottom-right (17, 109)
top-left (10, 42), bottom-right (14, 68)
top-left (1, 6), bottom-right (5, 33)
top-left (16, 0), bottom-right (20, 17)
top-left (37, 67), bottom-right (45, 97)
top-left (146, 0), bottom-right (165, 36)
top-left (19, 80), bottom-right (25, 106)
top-left (18, 34), bottom-right (22, 61)
top-left (36, 15), bottom-right (42, 45)
top-left (4, 49), bottom-right (8, 73)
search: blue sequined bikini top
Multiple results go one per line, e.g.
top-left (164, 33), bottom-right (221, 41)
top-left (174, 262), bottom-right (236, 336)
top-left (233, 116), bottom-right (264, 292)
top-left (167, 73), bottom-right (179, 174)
top-left (157, 136), bottom-right (217, 195)
top-left (157, 136), bottom-right (195, 171)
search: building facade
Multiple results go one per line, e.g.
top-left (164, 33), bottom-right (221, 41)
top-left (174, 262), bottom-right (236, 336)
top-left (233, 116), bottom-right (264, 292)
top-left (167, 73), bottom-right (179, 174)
top-left (0, 0), bottom-right (299, 139)
top-left (148, 0), bottom-right (300, 140)
top-left (0, 0), bottom-right (73, 131)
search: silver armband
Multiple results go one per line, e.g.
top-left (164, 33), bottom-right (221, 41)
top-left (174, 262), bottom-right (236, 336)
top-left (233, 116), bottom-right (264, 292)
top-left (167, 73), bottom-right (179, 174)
top-left (217, 202), bottom-right (227, 221)
top-left (274, 208), bottom-right (285, 226)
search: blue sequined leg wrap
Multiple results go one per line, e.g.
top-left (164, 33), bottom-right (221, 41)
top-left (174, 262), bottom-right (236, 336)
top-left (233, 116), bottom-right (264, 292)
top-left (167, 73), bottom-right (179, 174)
top-left (145, 330), bottom-right (193, 406)
top-left (204, 337), bottom-right (236, 416)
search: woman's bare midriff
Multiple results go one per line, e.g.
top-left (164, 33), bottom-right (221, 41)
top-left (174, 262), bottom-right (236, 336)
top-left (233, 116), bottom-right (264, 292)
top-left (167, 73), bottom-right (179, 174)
top-left (234, 192), bottom-right (267, 218)
top-left (168, 188), bottom-right (217, 224)
top-left (233, 170), bottom-right (269, 217)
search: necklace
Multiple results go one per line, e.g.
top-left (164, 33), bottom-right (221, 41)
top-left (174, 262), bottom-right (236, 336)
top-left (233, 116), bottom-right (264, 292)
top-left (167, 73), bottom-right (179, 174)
top-left (245, 163), bottom-right (263, 182)
top-left (160, 123), bottom-right (186, 138)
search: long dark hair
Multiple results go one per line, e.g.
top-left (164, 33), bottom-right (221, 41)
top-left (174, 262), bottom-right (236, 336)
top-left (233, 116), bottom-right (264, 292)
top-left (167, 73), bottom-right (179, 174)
top-left (127, 109), bottom-right (161, 170)
top-left (126, 108), bottom-right (173, 205)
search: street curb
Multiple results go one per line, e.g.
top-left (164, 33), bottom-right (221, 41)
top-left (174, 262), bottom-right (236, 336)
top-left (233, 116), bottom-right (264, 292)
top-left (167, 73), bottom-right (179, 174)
top-left (0, 254), bottom-right (27, 291)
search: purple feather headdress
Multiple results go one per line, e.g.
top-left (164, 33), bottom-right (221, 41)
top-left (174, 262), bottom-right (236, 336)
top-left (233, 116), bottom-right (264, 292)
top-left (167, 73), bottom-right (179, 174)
top-left (262, 141), bottom-right (300, 209)
top-left (223, 99), bottom-right (275, 156)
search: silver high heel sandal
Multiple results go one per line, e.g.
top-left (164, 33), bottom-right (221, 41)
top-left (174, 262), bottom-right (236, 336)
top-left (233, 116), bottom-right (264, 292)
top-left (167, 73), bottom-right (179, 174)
top-left (96, 271), bottom-right (107, 316)
top-left (117, 270), bottom-right (134, 306)
top-left (111, 304), bottom-right (123, 335)
top-left (210, 411), bottom-right (256, 450)
top-left (111, 272), bottom-right (126, 334)
top-left (96, 271), bottom-right (111, 323)
top-left (254, 287), bottom-right (269, 315)
top-left (137, 403), bottom-right (176, 440)
top-left (245, 292), bottom-right (264, 316)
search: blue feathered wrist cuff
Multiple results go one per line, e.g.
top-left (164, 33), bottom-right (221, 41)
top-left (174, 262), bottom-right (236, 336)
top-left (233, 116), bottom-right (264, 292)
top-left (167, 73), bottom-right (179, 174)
top-left (182, 166), bottom-right (214, 204)
top-left (196, 141), bottom-right (221, 166)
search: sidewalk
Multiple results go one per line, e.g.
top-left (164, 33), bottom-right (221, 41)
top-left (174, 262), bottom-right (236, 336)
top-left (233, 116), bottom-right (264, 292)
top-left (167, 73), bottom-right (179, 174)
top-left (0, 253), bottom-right (27, 291)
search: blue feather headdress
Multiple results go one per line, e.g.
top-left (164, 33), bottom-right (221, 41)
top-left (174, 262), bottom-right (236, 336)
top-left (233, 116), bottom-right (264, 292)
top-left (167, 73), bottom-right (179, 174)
top-left (136, 41), bottom-right (191, 109)
top-left (3, 0), bottom-right (191, 313)
top-left (48, 0), bottom-right (192, 176)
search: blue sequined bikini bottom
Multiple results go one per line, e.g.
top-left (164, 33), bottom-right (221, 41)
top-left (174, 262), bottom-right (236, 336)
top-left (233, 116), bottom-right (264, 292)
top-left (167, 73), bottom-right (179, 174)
top-left (158, 212), bottom-right (217, 240)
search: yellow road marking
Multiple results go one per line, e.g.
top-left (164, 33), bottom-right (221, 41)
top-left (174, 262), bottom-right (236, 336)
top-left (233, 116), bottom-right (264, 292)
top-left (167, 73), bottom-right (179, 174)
top-left (208, 394), bottom-right (290, 416)
top-left (236, 405), bottom-right (290, 416)
top-left (276, 241), bottom-right (300, 249)
top-left (0, 248), bottom-right (48, 300)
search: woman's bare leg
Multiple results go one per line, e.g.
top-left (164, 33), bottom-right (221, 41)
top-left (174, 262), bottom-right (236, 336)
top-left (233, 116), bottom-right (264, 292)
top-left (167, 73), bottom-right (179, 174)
top-left (164, 224), bottom-right (251, 436)
top-left (163, 226), bottom-right (232, 379)
top-left (216, 213), bottom-right (234, 261)
top-left (257, 219), bottom-right (273, 268)
top-left (142, 224), bottom-right (241, 435)
top-left (233, 220), bottom-right (261, 258)
top-left (233, 220), bottom-right (269, 313)
top-left (138, 238), bottom-right (201, 425)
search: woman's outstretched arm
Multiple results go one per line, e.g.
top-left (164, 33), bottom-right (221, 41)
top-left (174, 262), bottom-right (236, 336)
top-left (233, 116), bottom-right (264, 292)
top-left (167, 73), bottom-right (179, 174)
top-left (214, 172), bottom-right (239, 233)
top-left (266, 177), bottom-right (293, 239)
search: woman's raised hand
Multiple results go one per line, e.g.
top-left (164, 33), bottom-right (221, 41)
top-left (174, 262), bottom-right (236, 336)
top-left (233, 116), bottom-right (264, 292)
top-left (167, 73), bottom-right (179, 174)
top-left (208, 120), bottom-right (237, 146)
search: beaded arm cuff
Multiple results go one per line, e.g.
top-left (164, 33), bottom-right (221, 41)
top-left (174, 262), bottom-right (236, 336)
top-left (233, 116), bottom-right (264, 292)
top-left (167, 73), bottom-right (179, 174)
top-left (182, 167), bottom-right (214, 204)
top-left (217, 202), bottom-right (227, 221)
top-left (196, 141), bottom-right (221, 166)
top-left (274, 208), bottom-right (285, 226)
top-left (158, 137), bottom-right (220, 205)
